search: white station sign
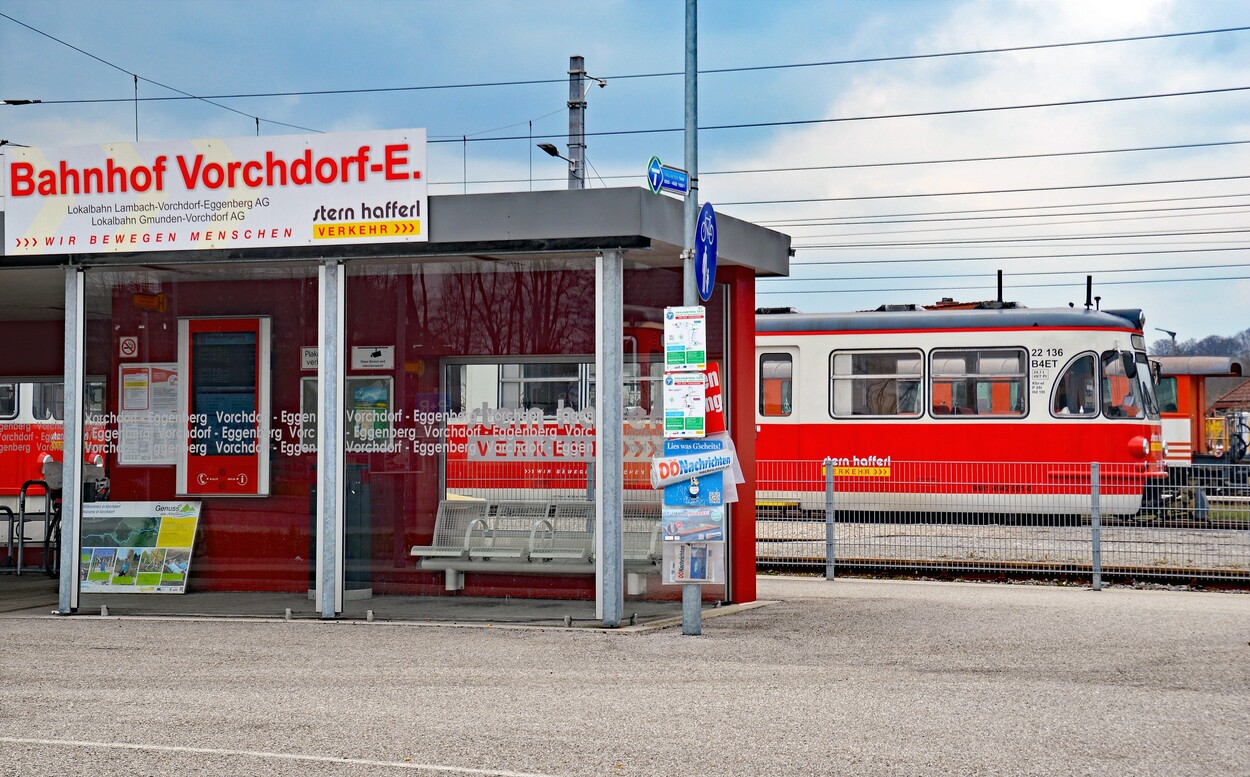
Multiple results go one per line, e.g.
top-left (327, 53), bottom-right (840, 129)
top-left (4, 128), bottom-right (428, 255)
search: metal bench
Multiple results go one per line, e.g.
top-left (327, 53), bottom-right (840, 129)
top-left (411, 499), bottom-right (661, 591)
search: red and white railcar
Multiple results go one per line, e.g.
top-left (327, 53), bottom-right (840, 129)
top-left (1152, 356), bottom-right (1248, 469)
top-left (755, 304), bottom-right (1166, 517)
top-left (1, 379), bottom-right (107, 558)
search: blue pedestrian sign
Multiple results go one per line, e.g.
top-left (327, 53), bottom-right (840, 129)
top-left (694, 202), bottom-right (717, 302)
top-left (646, 156), bottom-right (690, 196)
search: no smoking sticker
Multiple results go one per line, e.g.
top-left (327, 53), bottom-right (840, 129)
top-left (119, 336), bottom-right (139, 358)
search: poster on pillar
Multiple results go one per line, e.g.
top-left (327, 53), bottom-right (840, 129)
top-left (703, 363), bottom-right (725, 436)
top-left (663, 372), bottom-right (706, 438)
top-left (176, 317), bottom-right (271, 497)
top-left (663, 306), bottom-right (706, 372)
top-left (662, 439), bottom-right (724, 508)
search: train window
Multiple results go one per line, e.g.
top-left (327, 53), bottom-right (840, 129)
top-left (32, 382), bottom-right (64, 421)
top-left (1052, 354), bottom-right (1097, 416)
top-left (499, 362), bottom-right (585, 417)
top-left (1133, 353), bottom-right (1160, 419)
top-left (830, 350), bottom-right (922, 417)
top-left (86, 380), bottom-right (107, 416)
top-left (1100, 350), bottom-right (1153, 419)
top-left (0, 382), bottom-right (15, 420)
top-left (930, 348), bottom-right (1026, 417)
top-left (1154, 376), bottom-right (1179, 414)
top-left (759, 353), bottom-right (793, 416)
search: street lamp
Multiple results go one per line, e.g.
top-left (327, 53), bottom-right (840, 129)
top-left (2, 99), bottom-right (41, 106)
top-left (536, 142), bottom-right (579, 178)
top-left (1154, 327), bottom-right (1178, 352)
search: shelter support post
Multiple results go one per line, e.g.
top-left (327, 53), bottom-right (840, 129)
top-left (596, 249), bottom-right (625, 626)
top-left (57, 267), bottom-right (85, 614)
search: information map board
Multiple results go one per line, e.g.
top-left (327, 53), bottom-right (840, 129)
top-left (80, 501), bottom-right (202, 594)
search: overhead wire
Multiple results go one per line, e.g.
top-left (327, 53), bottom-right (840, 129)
top-left (756, 193), bottom-right (1250, 225)
top-left (786, 245), bottom-right (1250, 266)
top-left (4, 11), bottom-right (1247, 298)
top-left (757, 272), bottom-right (1250, 295)
top-left (787, 208), bottom-right (1250, 240)
top-left (763, 261), bottom-right (1250, 284)
top-left (9, 21), bottom-right (1245, 104)
top-left (427, 139), bottom-right (1250, 187)
top-left (0, 10), bottom-right (320, 134)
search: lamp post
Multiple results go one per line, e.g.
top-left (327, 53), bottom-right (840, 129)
top-left (1154, 328), bottom-right (1178, 353)
top-left (536, 143), bottom-right (578, 182)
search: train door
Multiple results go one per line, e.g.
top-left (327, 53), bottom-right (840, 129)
top-left (755, 346), bottom-right (800, 514)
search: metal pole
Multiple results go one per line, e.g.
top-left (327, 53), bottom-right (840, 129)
top-left (567, 55), bottom-right (586, 190)
top-left (318, 261), bottom-right (345, 618)
top-left (680, 0), bottom-right (701, 636)
top-left (825, 459), bottom-right (836, 580)
top-left (596, 249), bottom-right (624, 626)
top-left (1091, 462), bottom-right (1102, 591)
top-left (58, 267), bottom-right (85, 614)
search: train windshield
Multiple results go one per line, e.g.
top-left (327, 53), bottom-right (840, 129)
top-left (1100, 351), bottom-right (1159, 420)
top-left (1133, 352), bottom-right (1160, 419)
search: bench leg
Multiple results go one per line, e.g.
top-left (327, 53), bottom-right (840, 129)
top-left (627, 573), bottom-right (647, 596)
top-left (445, 569), bottom-right (464, 592)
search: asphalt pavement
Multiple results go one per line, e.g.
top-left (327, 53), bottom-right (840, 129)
top-left (0, 575), bottom-right (1246, 776)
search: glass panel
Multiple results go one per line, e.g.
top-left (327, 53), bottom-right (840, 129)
top-left (1155, 376), bottom-right (1179, 414)
top-left (343, 257), bottom-right (600, 619)
top-left (339, 258), bottom-right (724, 622)
top-left (0, 268), bottom-right (66, 582)
top-left (930, 348), bottom-right (1026, 417)
top-left (1101, 350), bottom-right (1145, 419)
top-left (78, 263), bottom-right (320, 616)
top-left (32, 381), bottom-right (64, 421)
top-left (1134, 353), bottom-right (1161, 419)
top-left (1053, 354), bottom-right (1097, 416)
top-left (759, 353), bottom-right (793, 416)
top-left (831, 350), bottom-right (922, 417)
top-left (0, 383), bottom-right (16, 420)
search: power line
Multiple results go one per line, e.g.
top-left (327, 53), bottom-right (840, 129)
top-left (788, 245), bottom-right (1250, 266)
top-left (11, 20), bottom-right (1247, 103)
top-left (0, 11), bottom-right (320, 134)
top-left (757, 273), bottom-right (1250, 295)
top-left (428, 139), bottom-right (1250, 187)
top-left (703, 140), bottom-right (1250, 179)
top-left (764, 261), bottom-right (1250, 284)
top-left (796, 227), bottom-right (1250, 249)
top-left (442, 85), bottom-right (1250, 145)
top-left (789, 207), bottom-right (1250, 240)
top-left (722, 174), bottom-right (1250, 207)
top-left (756, 192), bottom-right (1250, 225)
top-left (766, 200), bottom-right (1250, 229)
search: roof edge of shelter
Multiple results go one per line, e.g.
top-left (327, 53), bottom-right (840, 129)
top-left (0, 188), bottom-right (791, 277)
top-left (429, 188), bottom-right (790, 277)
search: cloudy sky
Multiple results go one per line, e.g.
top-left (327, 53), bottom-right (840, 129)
top-left (2, 0), bottom-right (1248, 346)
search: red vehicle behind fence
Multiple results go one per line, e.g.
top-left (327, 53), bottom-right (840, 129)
top-left (755, 303), bottom-right (1166, 518)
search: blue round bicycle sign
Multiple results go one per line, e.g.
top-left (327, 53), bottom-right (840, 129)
top-left (695, 202), bottom-right (717, 302)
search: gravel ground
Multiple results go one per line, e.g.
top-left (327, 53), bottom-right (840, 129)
top-left (0, 575), bottom-right (1247, 776)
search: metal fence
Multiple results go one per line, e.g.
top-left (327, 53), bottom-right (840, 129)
top-left (757, 460), bottom-right (1250, 585)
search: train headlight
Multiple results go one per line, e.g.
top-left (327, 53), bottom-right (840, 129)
top-left (1127, 436), bottom-right (1150, 460)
